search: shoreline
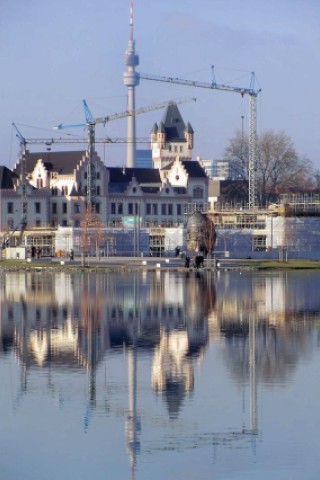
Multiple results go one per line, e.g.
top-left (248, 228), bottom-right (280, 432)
top-left (1, 257), bottom-right (320, 272)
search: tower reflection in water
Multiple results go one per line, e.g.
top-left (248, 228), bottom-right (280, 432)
top-left (0, 269), bottom-right (318, 478)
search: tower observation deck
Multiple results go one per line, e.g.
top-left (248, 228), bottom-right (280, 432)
top-left (123, 1), bottom-right (140, 168)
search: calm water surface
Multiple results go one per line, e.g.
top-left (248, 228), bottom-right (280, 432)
top-left (1, 269), bottom-right (320, 480)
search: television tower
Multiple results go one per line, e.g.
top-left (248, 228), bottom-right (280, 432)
top-left (123, 1), bottom-right (140, 168)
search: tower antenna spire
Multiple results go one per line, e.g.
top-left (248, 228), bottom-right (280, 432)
top-left (130, 0), bottom-right (134, 42)
top-left (123, 0), bottom-right (140, 168)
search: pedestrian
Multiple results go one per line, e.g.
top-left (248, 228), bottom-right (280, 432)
top-left (70, 249), bottom-right (74, 261)
top-left (185, 255), bottom-right (190, 268)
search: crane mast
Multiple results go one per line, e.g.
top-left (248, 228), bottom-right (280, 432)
top-left (140, 69), bottom-right (261, 209)
top-left (12, 123), bottom-right (28, 242)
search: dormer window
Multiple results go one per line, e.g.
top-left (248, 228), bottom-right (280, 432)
top-left (132, 187), bottom-right (137, 193)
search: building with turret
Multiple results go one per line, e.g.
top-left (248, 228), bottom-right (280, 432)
top-left (151, 102), bottom-right (194, 169)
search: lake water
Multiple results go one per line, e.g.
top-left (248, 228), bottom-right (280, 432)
top-left (1, 268), bottom-right (320, 480)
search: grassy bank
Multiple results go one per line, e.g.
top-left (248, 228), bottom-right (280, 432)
top-left (237, 259), bottom-right (320, 270)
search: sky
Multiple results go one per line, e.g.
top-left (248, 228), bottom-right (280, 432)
top-left (1, 0), bottom-right (320, 170)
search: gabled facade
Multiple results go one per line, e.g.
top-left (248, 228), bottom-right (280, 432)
top-left (0, 165), bottom-right (49, 234)
top-left (1, 151), bottom-right (208, 234)
top-left (106, 164), bottom-right (207, 227)
top-left (13, 150), bottom-right (108, 228)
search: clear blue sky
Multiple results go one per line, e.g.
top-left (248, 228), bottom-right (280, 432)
top-left (1, 0), bottom-right (319, 170)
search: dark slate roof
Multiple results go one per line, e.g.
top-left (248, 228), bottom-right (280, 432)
top-left (0, 166), bottom-right (19, 189)
top-left (14, 151), bottom-right (87, 176)
top-left (107, 167), bottom-right (161, 184)
top-left (181, 160), bottom-right (207, 178)
top-left (141, 186), bottom-right (160, 193)
top-left (161, 160), bottom-right (207, 178)
top-left (160, 103), bottom-right (186, 142)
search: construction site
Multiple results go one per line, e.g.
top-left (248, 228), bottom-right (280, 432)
top-left (2, 2), bottom-right (320, 261)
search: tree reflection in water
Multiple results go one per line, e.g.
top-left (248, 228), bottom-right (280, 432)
top-left (1, 269), bottom-right (320, 479)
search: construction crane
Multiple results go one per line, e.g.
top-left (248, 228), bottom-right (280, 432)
top-left (11, 123), bottom-right (29, 245)
top-left (54, 97), bottom-right (195, 219)
top-left (11, 124), bottom-right (151, 232)
top-left (12, 134), bottom-right (151, 147)
top-left (140, 68), bottom-right (261, 209)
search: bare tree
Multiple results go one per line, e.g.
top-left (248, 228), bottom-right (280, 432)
top-left (224, 130), bottom-right (312, 204)
top-left (224, 130), bottom-right (249, 181)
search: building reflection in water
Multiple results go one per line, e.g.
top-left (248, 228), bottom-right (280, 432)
top-left (0, 269), bottom-right (320, 477)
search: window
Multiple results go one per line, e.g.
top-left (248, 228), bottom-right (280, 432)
top-left (168, 204), bottom-right (173, 215)
top-left (111, 203), bottom-right (116, 215)
top-left (74, 220), bottom-right (80, 228)
top-left (7, 202), bottom-right (13, 214)
top-left (161, 204), bottom-right (167, 215)
top-left (253, 235), bottom-right (266, 252)
top-left (36, 177), bottom-right (43, 188)
top-left (84, 172), bottom-right (87, 179)
top-left (193, 186), bottom-right (204, 198)
top-left (62, 220), bottom-right (68, 227)
top-left (95, 202), bottom-right (100, 214)
top-left (135, 203), bottom-right (139, 215)
top-left (73, 203), bottom-right (80, 214)
top-left (51, 187), bottom-right (58, 196)
top-left (96, 185), bottom-right (100, 196)
top-left (61, 186), bottom-right (68, 196)
top-left (96, 172), bottom-right (100, 179)
top-left (177, 204), bottom-right (182, 215)
top-left (152, 204), bottom-right (158, 215)
top-left (146, 203), bottom-right (151, 215)
top-left (128, 203), bottom-right (133, 215)
top-left (35, 202), bottom-right (41, 214)
top-left (35, 219), bottom-right (41, 227)
top-left (52, 203), bottom-right (57, 214)
top-left (118, 203), bottom-right (123, 215)
top-left (62, 202), bottom-right (67, 214)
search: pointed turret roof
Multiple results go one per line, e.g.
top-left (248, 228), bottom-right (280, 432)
top-left (160, 103), bottom-right (186, 142)
top-left (151, 122), bottom-right (158, 134)
top-left (158, 121), bottom-right (166, 134)
top-left (186, 121), bottom-right (194, 134)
